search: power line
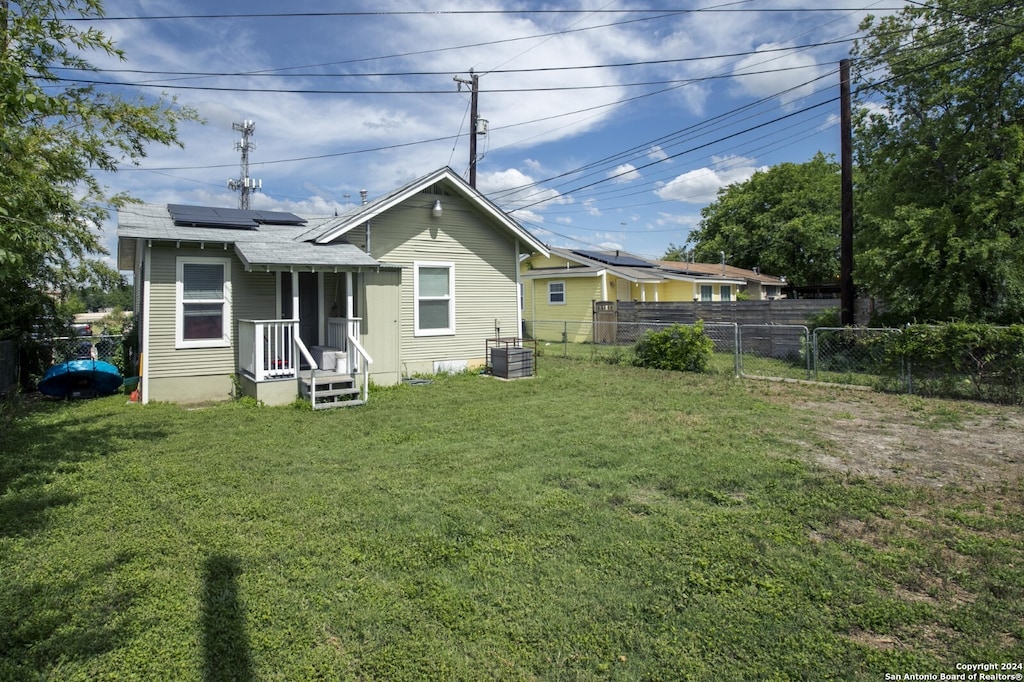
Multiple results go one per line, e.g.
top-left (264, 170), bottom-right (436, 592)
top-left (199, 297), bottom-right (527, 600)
top-left (52, 36), bottom-right (859, 80)
top-left (54, 61), bottom-right (830, 95)
top-left (65, 7), bottom-right (911, 21)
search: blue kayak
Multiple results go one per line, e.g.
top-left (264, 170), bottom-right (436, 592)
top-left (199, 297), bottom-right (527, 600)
top-left (38, 359), bottom-right (124, 398)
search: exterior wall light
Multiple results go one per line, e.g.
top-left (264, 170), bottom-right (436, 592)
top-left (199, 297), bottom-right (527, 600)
top-left (431, 199), bottom-right (443, 218)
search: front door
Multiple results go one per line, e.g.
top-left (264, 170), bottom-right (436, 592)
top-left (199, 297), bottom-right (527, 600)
top-left (297, 273), bottom-right (319, 345)
top-left (281, 271), bottom-right (321, 345)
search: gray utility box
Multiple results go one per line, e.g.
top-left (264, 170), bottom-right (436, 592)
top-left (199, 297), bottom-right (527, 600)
top-left (491, 346), bottom-right (533, 379)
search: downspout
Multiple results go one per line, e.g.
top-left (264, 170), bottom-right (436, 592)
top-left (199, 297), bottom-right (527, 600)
top-left (515, 242), bottom-right (523, 340)
top-left (140, 239), bottom-right (152, 404)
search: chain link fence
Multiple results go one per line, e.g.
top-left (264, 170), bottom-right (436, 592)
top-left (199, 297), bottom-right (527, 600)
top-left (23, 334), bottom-right (134, 385)
top-left (526, 319), bottom-right (739, 374)
top-left (526, 319), bottom-right (1024, 404)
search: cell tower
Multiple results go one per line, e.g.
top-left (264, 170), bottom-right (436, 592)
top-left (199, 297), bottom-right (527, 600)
top-left (227, 120), bottom-right (261, 209)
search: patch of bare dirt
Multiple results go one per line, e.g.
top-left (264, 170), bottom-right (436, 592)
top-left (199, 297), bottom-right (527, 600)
top-left (759, 384), bottom-right (1024, 489)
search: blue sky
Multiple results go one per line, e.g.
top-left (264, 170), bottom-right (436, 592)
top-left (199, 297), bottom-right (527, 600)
top-left (75, 1), bottom-right (905, 264)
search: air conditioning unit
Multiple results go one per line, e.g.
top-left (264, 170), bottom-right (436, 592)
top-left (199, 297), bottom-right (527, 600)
top-left (491, 346), bottom-right (533, 379)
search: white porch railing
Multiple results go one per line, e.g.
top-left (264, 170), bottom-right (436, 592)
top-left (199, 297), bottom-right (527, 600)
top-left (240, 317), bottom-right (372, 405)
top-left (328, 317), bottom-right (373, 401)
top-left (238, 319), bottom-right (303, 381)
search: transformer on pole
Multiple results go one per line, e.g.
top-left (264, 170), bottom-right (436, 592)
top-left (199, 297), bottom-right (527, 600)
top-left (454, 70), bottom-right (487, 188)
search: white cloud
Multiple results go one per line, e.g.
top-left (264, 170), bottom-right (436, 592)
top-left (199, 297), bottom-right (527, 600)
top-left (655, 213), bottom-right (701, 228)
top-left (478, 168), bottom-right (566, 212)
top-left (731, 43), bottom-right (828, 107)
top-left (655, 156), bottom-right (766, 205)
top-left (608, 164), bottom-right (640, 183)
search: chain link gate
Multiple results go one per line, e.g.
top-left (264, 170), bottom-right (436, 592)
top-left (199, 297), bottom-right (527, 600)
top-left (812, 327), bottom-right (904, 390)
top-left (738, 324), bottom-right (810, 380)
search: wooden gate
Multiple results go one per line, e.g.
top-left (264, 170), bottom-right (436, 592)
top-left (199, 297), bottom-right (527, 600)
top-left (593, 301), bottom-right (617, 345)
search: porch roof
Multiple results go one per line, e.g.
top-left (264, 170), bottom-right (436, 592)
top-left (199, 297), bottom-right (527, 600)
top-left (234, 240), bottom-right (382, 271)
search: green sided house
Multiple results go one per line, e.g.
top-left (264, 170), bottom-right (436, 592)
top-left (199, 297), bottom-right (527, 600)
top-left (117, 167), bottom-right (548, 407)
top-left (520, 248), bottom-right (785, 342)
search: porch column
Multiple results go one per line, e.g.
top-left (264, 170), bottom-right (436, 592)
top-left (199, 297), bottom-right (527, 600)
top-left (345, 271), bottom-right (354, 318)
top-left (291, 271), bottom-right (300, 324)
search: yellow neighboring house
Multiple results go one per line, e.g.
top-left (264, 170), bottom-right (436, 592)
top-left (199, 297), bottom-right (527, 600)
top-left (520, 248), bottom-right (785, 342)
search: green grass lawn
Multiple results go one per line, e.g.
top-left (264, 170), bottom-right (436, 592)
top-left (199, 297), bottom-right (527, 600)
top-left (1, 358), bottom-right (1021, 680)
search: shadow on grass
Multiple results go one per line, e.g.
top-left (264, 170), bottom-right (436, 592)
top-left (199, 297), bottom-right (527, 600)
top-left (202, 554), bottom-right (254, 682)
top-left (0, 396), bottom-right (168, 539)
top-left (0, 551), bottom-right (137, 678)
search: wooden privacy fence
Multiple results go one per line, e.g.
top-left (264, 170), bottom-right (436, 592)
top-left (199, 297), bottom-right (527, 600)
top-left (596, 299), bottom-right (842, 329)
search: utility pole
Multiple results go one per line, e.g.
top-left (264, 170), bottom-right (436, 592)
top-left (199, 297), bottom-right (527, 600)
top-left (454, 70), bottom-right (487, 188)
top-left (839, 59), bottom-right (855, 326)
top-left (228, 120), bottom-right (261, 210)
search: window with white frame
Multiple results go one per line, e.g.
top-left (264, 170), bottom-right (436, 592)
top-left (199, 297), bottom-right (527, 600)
top-left (720, 285), bottom-right (731, 301)
top-left (414, 262), bottom-right (454, 336)
top-left (700, 285), bottom-right (713, 301)
top-left (176, 257), bottom-right (231, 348)
top-left (548, 281), bottom-right (566, 305)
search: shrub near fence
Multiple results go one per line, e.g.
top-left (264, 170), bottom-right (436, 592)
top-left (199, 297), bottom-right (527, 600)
top-left (888, 323), bottom-right (1024, 404)
top-left (527, 319), bottom-right (1024, 405)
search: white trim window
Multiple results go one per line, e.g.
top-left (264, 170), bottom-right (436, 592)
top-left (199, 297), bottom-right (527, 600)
top-left (700, 284), bottom-right (713, 302)
top-left (176, 257), bottom-right (232, 348)
top-left (414, 262), bottom-right (455, 336)
top-left (548, 280), bottom-right (566, 305)
top-left (720, 285), bottom-right (732, 301)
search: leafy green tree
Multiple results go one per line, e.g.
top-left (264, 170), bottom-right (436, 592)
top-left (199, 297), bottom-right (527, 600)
top-left (0, 0), bottom-right (197, 340)
top-left (853, 0), bottom-right (1024, 323)
top-left (661, 242), bottom-right (691, 262)
top-left (686, 152), bottom-right (841, 287)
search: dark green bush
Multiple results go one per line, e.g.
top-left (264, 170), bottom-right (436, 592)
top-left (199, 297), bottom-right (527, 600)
top-left (632, 321), bottom-right (714, 372)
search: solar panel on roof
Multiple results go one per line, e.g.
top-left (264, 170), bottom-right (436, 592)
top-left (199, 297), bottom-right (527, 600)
top-left (254, 210), bottom-right (307, 225)
top-left (167, 204), bottom-right (306, 229)
top-left (572, 250), bottom-right (653, 268)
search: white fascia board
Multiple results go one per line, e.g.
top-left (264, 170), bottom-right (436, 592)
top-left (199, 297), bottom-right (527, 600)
top-left (521, 268), bottom-right (607, 280)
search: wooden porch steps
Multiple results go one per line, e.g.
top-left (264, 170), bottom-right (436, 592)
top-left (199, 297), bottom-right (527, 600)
top-left (299, 371), bottom-right (365, 409)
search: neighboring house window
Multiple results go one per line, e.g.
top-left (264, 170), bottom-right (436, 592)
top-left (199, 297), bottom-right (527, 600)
top-left (414, 262), bottom-right (455, 336)
top-left (765, 285), bottom-right (780, 299)
top-left (720, 285), bottom-right (732, 301)
top-left (176, 257), bottom-right (232, 348)
top-left (700, 285), bottom-right (713, 301)
top-left (548, 281), bottom-right (566, 305)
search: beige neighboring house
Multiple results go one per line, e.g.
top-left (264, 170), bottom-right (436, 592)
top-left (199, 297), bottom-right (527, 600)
top-left (520, 248), bottom-right (786, 342)
top-left (654, 260), bottom-right (787, 301)
top-left (117, 167), bottom-right (548, 407)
